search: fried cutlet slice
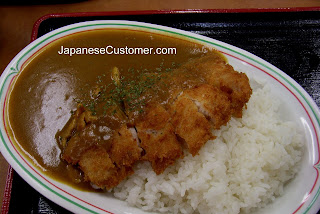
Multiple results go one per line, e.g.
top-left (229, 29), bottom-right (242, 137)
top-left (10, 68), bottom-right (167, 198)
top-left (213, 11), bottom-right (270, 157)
top-left (207, 66), bottom-right (252, 117)
top-left (61, 105), bottom-right (126, 165)
top-left (61, 123), bottom-right (102, 165)
top-left (110, 124), bottom-right (142, 167)
top-left (178, 54), bottom-right (252, 117)
top-left (136, 104), bottom-right (183, 174)
top-left (57, 104), bottom-right (97, 148)
top-left (183, 84), bottom-right (232, 129)
top-left (62, 117), bottom-right (136, 189)
top-left (79, 147), bottom-right (133, 190)
top-left (170, 93), bottom-right (214, 156)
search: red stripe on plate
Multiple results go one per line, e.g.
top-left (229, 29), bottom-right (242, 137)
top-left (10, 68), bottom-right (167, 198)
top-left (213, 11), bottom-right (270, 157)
top-left (1, 166), bottom-right (13, 214)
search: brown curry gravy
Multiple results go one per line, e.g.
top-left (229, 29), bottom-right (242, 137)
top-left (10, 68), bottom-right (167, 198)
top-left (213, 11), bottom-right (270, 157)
top-left (7, 29), bottom-right (226, 190)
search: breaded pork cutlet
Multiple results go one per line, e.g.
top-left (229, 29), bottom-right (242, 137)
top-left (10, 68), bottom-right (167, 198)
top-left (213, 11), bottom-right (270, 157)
top-left (79, 147), bottom-right (133, 189)
top-left (58, 106), bottom-right (100, 165)
top-left (178, 53), bottom-right (252, 117)
top-left (58, 106), bottom-right (139, 190)
top-left (61, 124), bottom-right (100, 165)
top-left (57, 53), bottom-right (252, 189)
top-left (136, 104), bottom-right (183, 174)
top-left (110, 124), bottom-right (142, 167)
top-left (182, 84), bottom-right (232, 129)
top-left (170, 84), bottom-right (231, 156)
top-left (171, 93), bottom-right (212, 156)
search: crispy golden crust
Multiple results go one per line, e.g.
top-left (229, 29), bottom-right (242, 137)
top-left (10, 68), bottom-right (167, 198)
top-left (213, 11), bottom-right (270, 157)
top-left (207, 66), bottom-right (252, 117)
top-left (110, 125), bottom-right (142, 167)
top-left (136, 103), bottom-right (171, 130)
top-left (136, 104), bottom-right (183, 174)
top-left (79, 147), bottom-right (133, 190)
top-left (179, 54), bottom-right (252, 117)
top-left (183, 84), bottom-right (231, 129)
top-left (170, 95), bottom-right (214, 156)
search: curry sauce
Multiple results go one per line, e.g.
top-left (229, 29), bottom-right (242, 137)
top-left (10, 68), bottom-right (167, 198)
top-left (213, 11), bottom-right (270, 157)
top-left (7, 29), bottom-right (227, 190)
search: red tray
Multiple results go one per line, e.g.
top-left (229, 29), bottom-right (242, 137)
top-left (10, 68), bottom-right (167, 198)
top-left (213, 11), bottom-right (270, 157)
top-left (2, 8), bottom-right (320, 214)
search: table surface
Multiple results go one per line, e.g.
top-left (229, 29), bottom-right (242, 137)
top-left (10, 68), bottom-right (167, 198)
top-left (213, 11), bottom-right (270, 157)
top-left (1, 0), bottom-right (320, 212)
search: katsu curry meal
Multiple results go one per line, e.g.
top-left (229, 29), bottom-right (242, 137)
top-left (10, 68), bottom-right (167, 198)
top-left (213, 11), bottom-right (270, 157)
top-left (7, 28), bottom-right (304, 213)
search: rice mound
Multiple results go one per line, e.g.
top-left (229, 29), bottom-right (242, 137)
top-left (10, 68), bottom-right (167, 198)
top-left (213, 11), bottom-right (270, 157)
top-left (112, 82), bottom-right (304, 214)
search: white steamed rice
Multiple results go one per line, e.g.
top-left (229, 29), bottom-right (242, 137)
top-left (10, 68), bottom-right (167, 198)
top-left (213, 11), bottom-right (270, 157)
top-left (111, 80), bottom-right (304, 214)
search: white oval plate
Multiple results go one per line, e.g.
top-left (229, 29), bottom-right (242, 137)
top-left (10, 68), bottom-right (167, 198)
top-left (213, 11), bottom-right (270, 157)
top-left (0, 20), bottom-right (319, 214)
